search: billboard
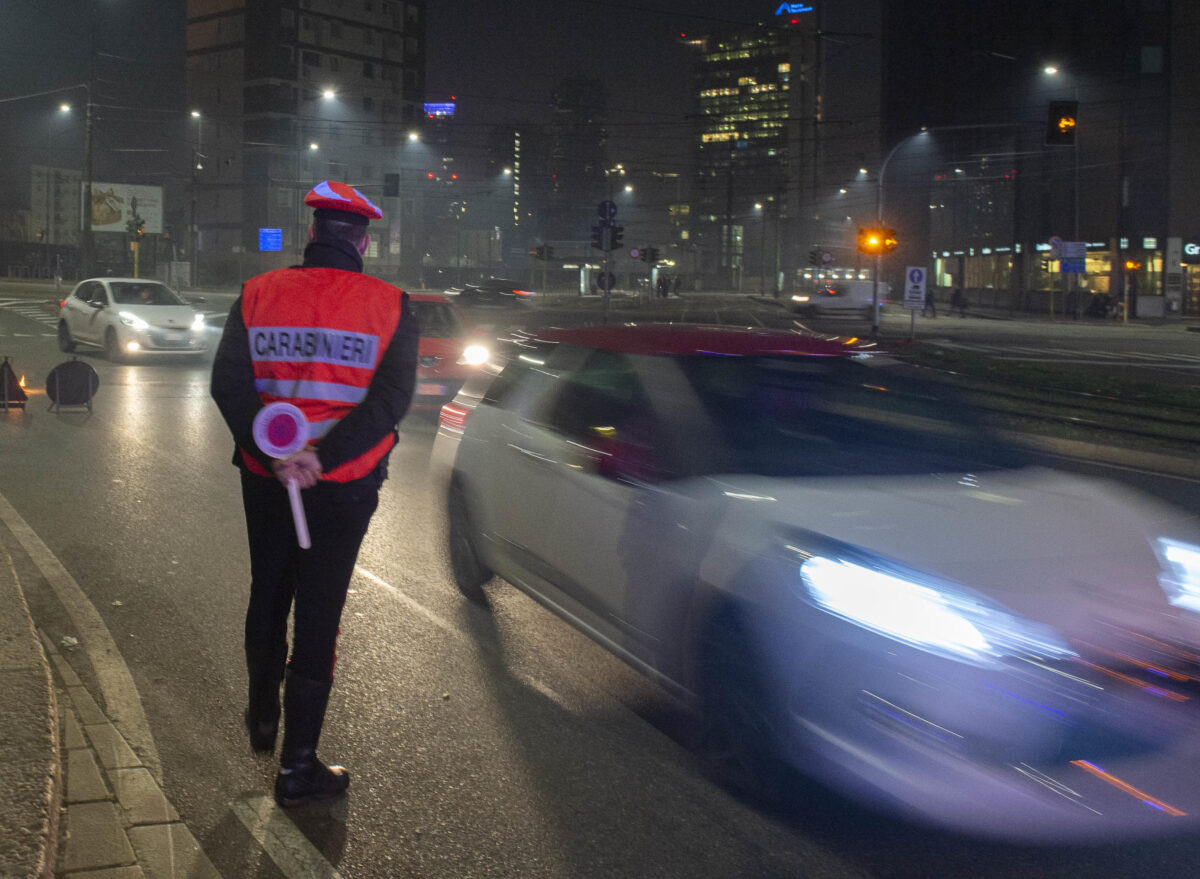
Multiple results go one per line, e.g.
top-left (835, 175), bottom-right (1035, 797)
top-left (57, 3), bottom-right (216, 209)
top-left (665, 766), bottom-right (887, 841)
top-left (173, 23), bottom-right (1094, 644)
top-left (85, 182), bottom-right (164, 234)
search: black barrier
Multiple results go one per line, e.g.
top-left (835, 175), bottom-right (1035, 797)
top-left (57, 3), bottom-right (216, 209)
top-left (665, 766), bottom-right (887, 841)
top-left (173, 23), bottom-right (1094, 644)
top-left (46, 358), bottom-right (99, 413)
top-left (1, 356), bottom-right (27, 410)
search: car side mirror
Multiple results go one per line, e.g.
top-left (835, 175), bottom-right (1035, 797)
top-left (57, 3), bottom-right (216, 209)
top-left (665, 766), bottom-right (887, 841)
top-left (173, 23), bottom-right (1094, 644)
top-left (89, 300), bottom-right (105, 309)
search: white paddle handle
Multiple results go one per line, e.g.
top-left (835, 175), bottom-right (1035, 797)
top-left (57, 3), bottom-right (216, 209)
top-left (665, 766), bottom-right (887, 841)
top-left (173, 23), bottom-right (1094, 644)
top-left (286, 477), bottom-right (311, 549)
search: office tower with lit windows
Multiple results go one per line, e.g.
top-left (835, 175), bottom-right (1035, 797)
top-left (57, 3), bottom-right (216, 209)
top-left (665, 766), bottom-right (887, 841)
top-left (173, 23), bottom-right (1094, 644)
top-left (684, 5), bottom-right (882, 292)
top-left (185, 0), bottom-right (426, 284)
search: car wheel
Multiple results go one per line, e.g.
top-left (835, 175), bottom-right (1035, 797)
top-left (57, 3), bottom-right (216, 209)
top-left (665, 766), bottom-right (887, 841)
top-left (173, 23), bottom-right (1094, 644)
top-left (57, 321), bottom-right (76, 353)
top-left (696, 610), bottom-right (790, 804)
top-left (104, 328), bottom-right (123, 363)
top-left (447, 479), bottom-right (492, 605)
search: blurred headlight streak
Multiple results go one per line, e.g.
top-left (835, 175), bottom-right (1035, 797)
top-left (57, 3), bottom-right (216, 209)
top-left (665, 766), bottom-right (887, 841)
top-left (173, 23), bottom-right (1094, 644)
top-left (191, 314), bottom-right (205, 331)
top-left (118, 311), bottom-right (148, 330)
top-left (460, 344), bottom-right (489, 366)
top-left (1156, 538), bottom-right (1200, 614)
top-left (800, 555), bottom-right (1075, 667)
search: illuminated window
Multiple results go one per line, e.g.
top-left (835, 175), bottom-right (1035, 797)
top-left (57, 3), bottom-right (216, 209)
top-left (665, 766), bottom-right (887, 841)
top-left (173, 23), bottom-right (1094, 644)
top-left (778, 63), bottom-right (790, 73)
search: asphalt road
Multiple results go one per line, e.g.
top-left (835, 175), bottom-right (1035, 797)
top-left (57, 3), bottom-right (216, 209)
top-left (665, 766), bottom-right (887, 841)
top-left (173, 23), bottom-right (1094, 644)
top-left (3, 284), bottom-right (1200, 877)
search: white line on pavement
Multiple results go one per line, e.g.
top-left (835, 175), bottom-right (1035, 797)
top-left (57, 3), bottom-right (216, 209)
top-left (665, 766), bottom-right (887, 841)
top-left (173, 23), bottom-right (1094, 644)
top-left (232, 796), bottom-right (345, 879)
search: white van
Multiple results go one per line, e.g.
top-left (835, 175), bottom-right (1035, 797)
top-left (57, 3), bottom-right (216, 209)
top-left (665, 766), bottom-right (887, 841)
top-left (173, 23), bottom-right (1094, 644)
top-left (791, 280), bottom-right (889, 317)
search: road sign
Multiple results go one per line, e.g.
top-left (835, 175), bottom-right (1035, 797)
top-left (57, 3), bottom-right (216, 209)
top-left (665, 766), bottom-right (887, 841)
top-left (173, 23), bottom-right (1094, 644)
top-left (629, 247), bottom-right (642, 260)
top-left (903, 266), bottom-right (927, 310)
top-left (820, 251), bottom-right (833, 265)
top-left (597, 271), bottom-right (616, 291)
top-left (598, 200), bottom-right (617, 220)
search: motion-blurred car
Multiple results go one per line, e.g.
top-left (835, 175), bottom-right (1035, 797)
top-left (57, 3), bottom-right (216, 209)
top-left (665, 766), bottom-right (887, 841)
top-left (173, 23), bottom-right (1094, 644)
top-left (447, 278), bottom-right (536, 307)
top-left (58, 278), bottom-right (208, 361)
top-left (407, 293), bottom-right (489, 413)
top-left (791, 280), bottom-right (888, 317)
top-left (436, 323), bottom-right (1200, 841)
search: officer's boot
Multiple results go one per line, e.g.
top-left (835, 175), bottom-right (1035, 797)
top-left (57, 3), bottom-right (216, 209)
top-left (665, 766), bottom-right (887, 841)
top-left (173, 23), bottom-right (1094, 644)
top-left (274, 670), bottom-right (350, 807)
top-left (244, 642), bottom-right (286, 754)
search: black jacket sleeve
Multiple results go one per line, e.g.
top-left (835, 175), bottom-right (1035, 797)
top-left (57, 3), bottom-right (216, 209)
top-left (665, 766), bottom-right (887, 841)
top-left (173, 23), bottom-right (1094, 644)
top-left (210, 293), bottom-right (275, 472)
top-left (313, 292), bottom-right (419, 474)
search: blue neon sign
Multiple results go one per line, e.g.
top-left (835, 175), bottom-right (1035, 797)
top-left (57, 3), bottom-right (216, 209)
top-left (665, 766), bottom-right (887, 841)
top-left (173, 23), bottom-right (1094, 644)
top-left (424, 102), bottom-right (456, 117)
top-left (259, 228), bottom-right (282, 252)
top-left (775, 3), bottom-right (814, 13)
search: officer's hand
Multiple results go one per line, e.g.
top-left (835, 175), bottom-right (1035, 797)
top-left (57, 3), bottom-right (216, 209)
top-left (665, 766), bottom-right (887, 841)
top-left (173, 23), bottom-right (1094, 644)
top-left (272, 449), bottom-right (322, 489)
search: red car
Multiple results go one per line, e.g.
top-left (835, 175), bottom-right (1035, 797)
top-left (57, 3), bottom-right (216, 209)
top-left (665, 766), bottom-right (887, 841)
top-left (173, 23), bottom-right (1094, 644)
top-left (407, 293), bottom-right (490, 413)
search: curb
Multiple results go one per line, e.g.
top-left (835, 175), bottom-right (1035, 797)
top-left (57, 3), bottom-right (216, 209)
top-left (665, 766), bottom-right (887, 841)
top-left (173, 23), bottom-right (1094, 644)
top-left (0, 542), bottom-right (60, 879)
top-left (42, 633), bottom-right (222, 878)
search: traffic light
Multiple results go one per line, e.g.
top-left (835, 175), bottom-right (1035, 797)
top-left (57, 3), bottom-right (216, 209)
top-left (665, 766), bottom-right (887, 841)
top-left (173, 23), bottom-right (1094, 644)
top-left (647, 246), bottom-right (660, 263)
top-left (857, 227), bottom-right (897, 255)
top-left (611, 226), bottom-right (624, 250)
top-left (533, 245), bottom-right (546, 260)
top-left (591, 224), bottom-right (614, 251)
top-left (544, 245), bottom-right (554, 261)
top-left (808, 249), bottom-right (819, 266)
top-left (1045, 100), bottom-right (1078, 146)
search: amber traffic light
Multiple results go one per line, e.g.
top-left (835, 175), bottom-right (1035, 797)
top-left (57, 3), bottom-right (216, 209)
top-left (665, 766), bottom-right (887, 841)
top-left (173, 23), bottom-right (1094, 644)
top-left (857, 226), bottom-right (898, 255)
top-left (1046, 100), bottom-right (1078, 146)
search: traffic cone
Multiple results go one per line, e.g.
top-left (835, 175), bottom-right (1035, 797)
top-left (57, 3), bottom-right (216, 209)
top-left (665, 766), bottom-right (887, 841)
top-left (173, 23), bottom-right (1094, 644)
top-left (1, 357), bottom-right (27, 409)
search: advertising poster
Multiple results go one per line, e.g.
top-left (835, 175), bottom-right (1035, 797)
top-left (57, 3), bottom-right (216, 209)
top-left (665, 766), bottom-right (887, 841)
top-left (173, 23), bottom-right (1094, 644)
top-left (85, 182), bottom-right (164, 234)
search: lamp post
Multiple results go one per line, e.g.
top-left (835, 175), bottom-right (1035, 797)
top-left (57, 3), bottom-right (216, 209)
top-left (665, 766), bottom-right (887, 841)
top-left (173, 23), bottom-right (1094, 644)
top-left (190, 109), bottom-right (202, 286)
top-left (871, 123), bottom-right (1020, 334)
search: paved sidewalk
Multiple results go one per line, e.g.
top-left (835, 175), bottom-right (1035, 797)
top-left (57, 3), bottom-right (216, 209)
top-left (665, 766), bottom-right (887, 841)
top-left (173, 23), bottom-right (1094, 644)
top-left (0, 533), bottom-right (58, 879)
top-left (0, 513), bottom-right (220, 879)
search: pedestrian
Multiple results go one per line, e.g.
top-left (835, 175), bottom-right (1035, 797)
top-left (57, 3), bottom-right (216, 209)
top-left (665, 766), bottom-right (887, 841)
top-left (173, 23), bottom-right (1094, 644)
top-left (921, 290), bottom-right (937, 318)
top-left (950, 287), bottom-right (967, 317)
top-left (672, 275), bottom-right (681, 296)
top-left (211, 180), bottom-right (418, 808)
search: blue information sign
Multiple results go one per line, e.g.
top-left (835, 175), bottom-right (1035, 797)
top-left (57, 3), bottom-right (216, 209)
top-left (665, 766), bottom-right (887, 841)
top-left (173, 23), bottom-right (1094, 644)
top-left (259, 228), bottom-right (283, 252)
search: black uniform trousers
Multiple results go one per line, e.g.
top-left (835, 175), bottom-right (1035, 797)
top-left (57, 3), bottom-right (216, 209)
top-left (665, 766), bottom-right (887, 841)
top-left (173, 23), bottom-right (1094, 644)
top-left (240, 471), bottom-right (379, 682)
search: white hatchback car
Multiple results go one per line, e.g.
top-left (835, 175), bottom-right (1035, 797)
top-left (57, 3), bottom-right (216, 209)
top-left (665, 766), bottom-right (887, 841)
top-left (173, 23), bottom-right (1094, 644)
top-left (58, 278), bottom-right (208, 361)
top-left (438, 323), bottom-right (1200, 841)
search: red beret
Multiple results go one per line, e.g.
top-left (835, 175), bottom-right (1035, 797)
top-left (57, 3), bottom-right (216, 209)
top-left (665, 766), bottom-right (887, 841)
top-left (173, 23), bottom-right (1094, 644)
top-left (303, 180), bottom-right (383, 220)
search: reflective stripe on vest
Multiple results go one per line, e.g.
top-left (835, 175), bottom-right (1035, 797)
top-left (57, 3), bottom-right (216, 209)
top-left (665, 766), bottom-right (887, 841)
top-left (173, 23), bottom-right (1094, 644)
top-left (240, 267), bottom-right (403, 482)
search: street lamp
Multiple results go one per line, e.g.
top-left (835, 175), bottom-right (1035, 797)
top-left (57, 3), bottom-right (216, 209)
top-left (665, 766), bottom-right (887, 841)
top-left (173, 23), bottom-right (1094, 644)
top-left (190, 110), bottom-right (203, 285)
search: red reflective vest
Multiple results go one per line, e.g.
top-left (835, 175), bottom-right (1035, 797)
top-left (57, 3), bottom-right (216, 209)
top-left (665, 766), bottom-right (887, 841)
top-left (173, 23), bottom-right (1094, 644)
top-left (240, 267), bottom-right (404, 482)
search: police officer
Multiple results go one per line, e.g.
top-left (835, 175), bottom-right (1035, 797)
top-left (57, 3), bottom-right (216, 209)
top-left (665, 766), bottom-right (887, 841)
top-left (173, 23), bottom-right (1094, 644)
top-left (211, 181), bottom-right (418, 807)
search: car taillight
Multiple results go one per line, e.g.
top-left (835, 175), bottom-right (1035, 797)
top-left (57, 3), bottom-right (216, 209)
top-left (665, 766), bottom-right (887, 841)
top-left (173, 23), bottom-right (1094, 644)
top-left (59, 300), bottom-right (67, 308)
top-left (438, 401), bottom-right (470, 434)
top-left (513, 289), bottom-right (535, 297)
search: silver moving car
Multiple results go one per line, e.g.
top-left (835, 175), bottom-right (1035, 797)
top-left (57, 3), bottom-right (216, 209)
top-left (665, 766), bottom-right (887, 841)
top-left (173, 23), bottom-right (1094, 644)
top-left (58, 278), bottom-right (209, 361)
top-left (436, 323), bottom-right (1200, 842)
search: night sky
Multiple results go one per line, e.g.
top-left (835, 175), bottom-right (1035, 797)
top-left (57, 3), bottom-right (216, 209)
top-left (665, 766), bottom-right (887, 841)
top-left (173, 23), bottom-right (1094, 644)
top-left (0, 0), bottom-right (781, 205)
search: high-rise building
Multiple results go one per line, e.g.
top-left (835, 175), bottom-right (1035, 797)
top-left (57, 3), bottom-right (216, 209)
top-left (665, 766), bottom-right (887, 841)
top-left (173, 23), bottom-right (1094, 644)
top-left (684, 4), bottom-right (883, 293)
top-left (186, 0), bottom-right (426, 284)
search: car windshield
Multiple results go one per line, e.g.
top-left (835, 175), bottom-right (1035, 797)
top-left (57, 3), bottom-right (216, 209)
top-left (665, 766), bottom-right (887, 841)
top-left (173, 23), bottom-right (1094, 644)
top-left (681, 355), bottom-right (1028, 478)
top-left (410, 300), bottom-right (465, 338)
top-left (110, 283), bottom-right (184, 306)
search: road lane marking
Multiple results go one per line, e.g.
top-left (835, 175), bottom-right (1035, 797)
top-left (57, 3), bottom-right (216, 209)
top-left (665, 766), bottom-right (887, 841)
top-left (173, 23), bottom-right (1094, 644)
top-left (353, 565), bottom-right (572, 709)
top-left (0, 490), bottom-right (161, 777)
top-left (232, 795), bottom-right (345, 879)
top-left (354, 565), bottom-right (458, 636)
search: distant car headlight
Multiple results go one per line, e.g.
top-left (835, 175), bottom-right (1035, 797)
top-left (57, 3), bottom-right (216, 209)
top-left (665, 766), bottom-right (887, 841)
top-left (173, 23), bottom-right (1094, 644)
top-left (118, 311), bottom-right (149, 330)
top-left (460, 344), bottom-right (489, 366)
top-left (791, 294), bottom-right (811, 303)
top-left (798, 551), bottom-right (1074, 667)
top-left (1156, 538), bottom-right (1200, 614)
top-left (191, 313), bottom-right (205, 331)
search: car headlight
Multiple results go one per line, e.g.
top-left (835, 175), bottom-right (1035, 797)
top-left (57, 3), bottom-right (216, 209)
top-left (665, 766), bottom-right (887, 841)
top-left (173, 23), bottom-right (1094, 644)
top-left (797, 548), bottom-right (1074, 667)
top-left (1156, 538), bottom-right (1200, 614)
top-left (791, 294), bottom-right (811, 303)
top-left (191, 313), bottom-right (205, 331)
top-left (460, 344), bottom-right (489, 366)
top-left (118, 311), bottom-right (149, 330)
